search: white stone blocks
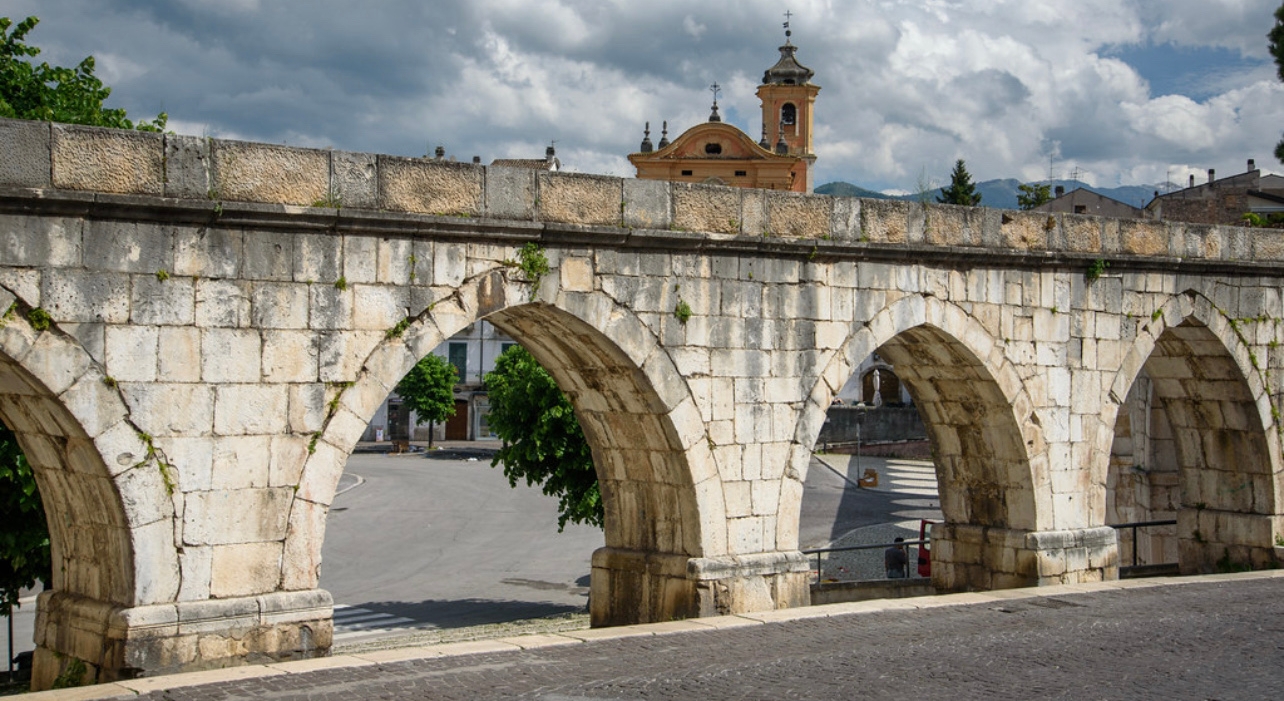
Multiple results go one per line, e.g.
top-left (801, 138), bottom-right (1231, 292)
top-left (131, 276), bottom-right (195, 326)
top-left (623, 178), bottom-right (671, 230)
top-left (52, 124), bottom-right (164, 195)
top-left (181, 488), bottom-right (292, 545)
top-left (332, 150), bottom-right (377, 209)
top-left (252, 284), bottom-right (310, 329)
top-left (196, 279), bottom-right (252, 328)
top-left (210, 436), bottom-right (272, 489)
top-left (106, 325), bottom-right (158, 382)
top-left (213, 385), bottom-right (288, 435)
top-left (131, 519), bottom-right (181, 604)
top-left (41, 269), bottom-right (130, 323)
top-left (287, 383), bottom-right (326, 434)
top-left (242, 231), bottom-right (294, 281)
top-left (59, 372), bottom-right (128, 439)
top-left (0, 117), bottom-right (51, 187)
top-left (202, 329), bottom-right (262, 383)
top-left (213, 140), bottom-right (330, 206)
top-left (352, 285), bottom-right (409, 331)
top-left (317, 330), bottom-right (381, 383)
top-left (210, 542), bottom-right (284, 598)
top-left (262, 331), bottom-right (318, 383)
top-left (158, 327), bottom-right (202, 382)
top-left (1, 216), bottom-right (80, 272)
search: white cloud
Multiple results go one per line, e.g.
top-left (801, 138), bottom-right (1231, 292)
top-left (683, 15), bottom-right (707, 40)
top-left (3, 0), bottom-right (1280, 191)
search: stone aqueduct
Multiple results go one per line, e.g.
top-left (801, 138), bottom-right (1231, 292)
top-left (2, 118), bottom-right (1283, 687)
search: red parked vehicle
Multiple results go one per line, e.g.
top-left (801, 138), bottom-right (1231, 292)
top-left (916, 519), bottom-right (934, 578)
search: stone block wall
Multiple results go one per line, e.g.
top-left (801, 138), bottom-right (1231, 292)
top-left (4, 118), bottom-right (1284, 266)
top-left (2, 117), bottom-right (1284, 685)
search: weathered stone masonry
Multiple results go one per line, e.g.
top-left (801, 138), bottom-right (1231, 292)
top-left (1, 117), bottom-right (1282, 687)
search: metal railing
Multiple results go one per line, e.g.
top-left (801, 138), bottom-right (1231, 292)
top-left (1110, 519), bottom-right (1177, 568)
top-left (802, 538), bottom-right (929, 583)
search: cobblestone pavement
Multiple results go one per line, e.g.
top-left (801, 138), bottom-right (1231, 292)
top-left (40, 575), bottom-right (1284, 700)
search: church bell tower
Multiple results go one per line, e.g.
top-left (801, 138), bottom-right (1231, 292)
top-left (756, 16), bottom-right (819, 191)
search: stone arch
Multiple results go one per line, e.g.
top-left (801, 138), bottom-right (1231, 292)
top-left (285, 270), bottom-right (723, 606)
top-left (1106, 291), bottom-right (1280, 571)
top-left (0, 302), bottom-right (176, 609)
top-left (792, 294), bottom-right (1044, 539)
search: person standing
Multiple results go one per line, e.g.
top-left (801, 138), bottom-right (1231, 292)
top-left (885, 537), bottom-right (908, 579)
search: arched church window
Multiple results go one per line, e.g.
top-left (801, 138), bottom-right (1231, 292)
top-left (705, 143), bottom-right (722, 155)
top-left (781, 103), bottom-right (797, 126)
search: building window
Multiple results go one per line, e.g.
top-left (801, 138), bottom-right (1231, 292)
top-left (681, 169), bottom-right (693, 176)
top-left (501, 342), bottom-right (518, 356)
top-left (448, 342), bottom-right (468, 383)
top-left (734, 170), bottom-right (747, 177)
top-left (705, 143), bottom-right (722, 155)
top-left (1074, 205), bottom-right (1087, 214)
top-left (781, 103), bottom-right (797, 126)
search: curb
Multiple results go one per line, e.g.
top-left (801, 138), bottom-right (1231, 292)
top-left (14, 569), bottom-right (1284, 699)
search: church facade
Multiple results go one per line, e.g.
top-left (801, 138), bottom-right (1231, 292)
top-left (629, 31), bottom-right (819, 193)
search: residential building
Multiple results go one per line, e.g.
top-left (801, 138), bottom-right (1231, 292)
top-left (1034, 186), bottom-right (1144, 219)
top-left (1145, 159), bottom-right (1284, 225)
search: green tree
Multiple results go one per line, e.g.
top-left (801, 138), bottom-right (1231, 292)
top-left (936, 159), bottom-right (982, 206)
top-left (0, 422), bottom-right (50, 612)
top-left (1, 16), bottom-right (166, 130)
top-left (1017, 182), bottom-right (1053, 210)
top-left (394, 353), bottom-right (457, 449)
top-left (1271, 3), bottom-right (1284, 164)
top-left (484, 345), bottom-right (599, 531)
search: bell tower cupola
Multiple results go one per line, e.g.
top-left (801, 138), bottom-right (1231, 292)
top-left (756, 12), bottom-right (819, 190)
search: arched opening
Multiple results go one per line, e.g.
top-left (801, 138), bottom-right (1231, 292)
top-left (878, 326), bottom-right (1034, 531)
top-left (807, 351), bottom-right (936, 590)
top-left (1108, 312), bottom-right (1278, 574)
top-left (797, 296), bottom-right (1049, 595)
top-left (295, 277), bottom-right (723, 631)
top-left (0, 321), bottom-right (177, 687)
top-left (781, 103), bottom-right (797, 126)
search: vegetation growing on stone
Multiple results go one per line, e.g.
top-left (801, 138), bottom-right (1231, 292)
top-left (674, 299), bottom-right (692, 324)
top-left (26, 306), bottom-right (51, 331)
top-left (1085, 259), bottom-right (1108, 283)
top-left (513, 242), bottom-right (550, 301)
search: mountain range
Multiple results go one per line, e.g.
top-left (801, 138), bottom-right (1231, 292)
top-left (816, 179), bottom-right (1161, 211)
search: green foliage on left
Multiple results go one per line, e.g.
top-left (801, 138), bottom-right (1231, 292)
top-left (394, 353), bottom-right (458, 448)
top-left (1016, 183), bottom-right (1052, 210)
top-left (936, 159), bottom-right (982, 206)
top-left (484, 345), bottom-right (600, 531)
top-left (1271, 3), bottom-right (1284, 164)
top-left (0, 16), bottom-right (166, 130)
top-left (0, 422), bottom-right (51, 613)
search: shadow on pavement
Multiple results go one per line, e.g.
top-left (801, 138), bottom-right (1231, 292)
top-left (355, 598), bottom-right (586, 629)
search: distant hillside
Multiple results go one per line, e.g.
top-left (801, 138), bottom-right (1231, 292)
top-left (816, 179), bottom-right (1159, 210)
top-left (814, 182), bottom-right (894, 199)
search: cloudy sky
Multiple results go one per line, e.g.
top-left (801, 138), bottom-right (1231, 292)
top-left (3, 0), bottom-right (1281, 193)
